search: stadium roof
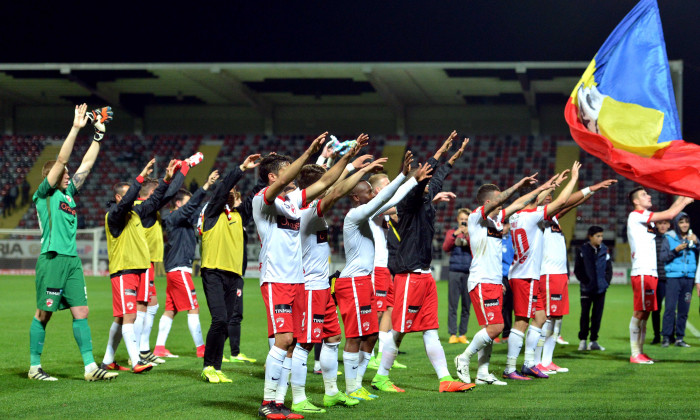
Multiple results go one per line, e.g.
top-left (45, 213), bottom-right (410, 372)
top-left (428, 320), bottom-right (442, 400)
top-left (0, 62), bottom-right (606, 118)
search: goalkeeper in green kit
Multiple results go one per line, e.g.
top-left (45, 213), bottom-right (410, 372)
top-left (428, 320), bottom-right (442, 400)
top-left (29, 103), bottom-right (116, 381)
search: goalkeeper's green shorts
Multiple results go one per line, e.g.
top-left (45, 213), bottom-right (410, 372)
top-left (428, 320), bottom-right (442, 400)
top-left (35, 252), bottom-right (87, 311)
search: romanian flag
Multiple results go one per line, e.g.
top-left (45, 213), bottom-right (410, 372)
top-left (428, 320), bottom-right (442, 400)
top-left (565, 0), bottom-right (700, 199)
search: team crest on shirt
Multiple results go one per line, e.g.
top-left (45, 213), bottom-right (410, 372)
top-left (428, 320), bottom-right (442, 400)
top-left (46, 298), bottom-right (53, 307)
top-left (127, 302), bottom-right (134, 310)
top-left (313, 327), bottom-right (322, 338)
top-left (362, 321), bottom-right (370, 332)
top-left (276, 317), bottom-right (285, 328)
top-left (377, 301), bottom-right (384, 309)
top-left (551, 305), bottom-right (558, 312)
top-left (237, 289), bottom-right (242, 297)
top-left (487, 312), bottom-right (494, 321)
top-left (406, 320), bottom-right (413, 329)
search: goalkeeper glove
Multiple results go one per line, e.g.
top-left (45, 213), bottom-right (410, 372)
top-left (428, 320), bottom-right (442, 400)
top-left (88, 106), bottom-right (114, 124)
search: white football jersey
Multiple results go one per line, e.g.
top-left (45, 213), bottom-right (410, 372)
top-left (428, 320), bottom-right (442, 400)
top-left (627, 209), bottom-right (657, 277)
top-left (467, 206), bottom-right (506, 290)
top-left (340, 174), bottom-right (416, 278)
top-left (508, 206), bottom-right (548, 280)
top-left (540, 215), bottom-right (568, 275)
top-left (253, 187), bottom-right (305, 286)
top-left (371, 215), bottom-right (390, 268)
top-left (300, 199), bottom-right (331, 291)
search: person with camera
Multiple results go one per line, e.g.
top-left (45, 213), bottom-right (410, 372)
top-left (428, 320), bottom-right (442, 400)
top-left (662, 212), bottom-right (698, 347)
top-left (442, 208), bottom-right (473, 344)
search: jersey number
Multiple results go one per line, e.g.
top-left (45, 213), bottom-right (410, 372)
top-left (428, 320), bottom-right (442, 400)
top-left (512, 228), bottom-right (529, 264)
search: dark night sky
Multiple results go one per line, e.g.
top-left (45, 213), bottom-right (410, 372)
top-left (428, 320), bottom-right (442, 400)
top-left (2, 1), bottom-right (700, 136)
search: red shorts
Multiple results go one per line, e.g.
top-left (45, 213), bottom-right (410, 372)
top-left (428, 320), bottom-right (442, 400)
top-left (510, 278), bottom-right (543, 319)
top-left (165, 270), bottom-right (199, 312)
top-left (469, 283), bottom-right (504, 326)
top-left (392, 272), bottom-right (439, 333)
top-left (335, 275), bottom-right (378, 337)
top-left (261, 282), bottom-right (305, 338)
top-left (138, 263), bottom-right (156, 302)
top-left (373, 266), bottom-right (394, 311)
top-left (631, 275), bottom-right (658, 312)
top-left (111, 273), bottom-right (140, 317)
top-left (298, 288), bottom-right (342, 343)
top-left (539, 274), bottom-right (569, 317)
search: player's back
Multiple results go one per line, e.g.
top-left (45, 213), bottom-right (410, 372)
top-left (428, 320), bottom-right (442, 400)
top-left (467, 206), bottom-right (505, 285)
top-left (541, 215), bottom-right (567, 275)
top-left (339, 207), bottom-right (374, 278)
top-left (627, 209), bottom-right (657, 276)
top-left (508, 206), bottom-right (547, 280)
top-left (300, 201), bottom-right (330, 290)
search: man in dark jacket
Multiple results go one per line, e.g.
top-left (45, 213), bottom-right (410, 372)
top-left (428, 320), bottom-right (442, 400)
top-left (374, 131), bottom-right (474, 394)
top-left (442, 208), bottom-right (473, 344)
top-left (651, 219), bottom-right (673, 344)
top-left (575, 226), bottom-right (613, 351)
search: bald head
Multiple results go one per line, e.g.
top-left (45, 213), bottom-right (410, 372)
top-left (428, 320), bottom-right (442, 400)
top-left (350, 180), bottom-right (373, 206)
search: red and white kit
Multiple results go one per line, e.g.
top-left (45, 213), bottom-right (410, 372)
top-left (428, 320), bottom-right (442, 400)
top-left (467, 206), bottom-right (507, 326)
top-left (627, 209), bottom-right (658, 311)
top-left (111, 273), bottom-right (141, 317)
top-left (165, 268), bottom-right (199, 312)
top-left (540, 215), bottom-right (570, 317)
top-left (253, 187), bottom-right (307, 337)
top-left (371, 215), bottom-right (394, 311)
top-left (508, 205), bottom-right (548, 318)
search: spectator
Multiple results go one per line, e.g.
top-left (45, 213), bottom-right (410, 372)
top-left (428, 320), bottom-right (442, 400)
top-left (442, 208), bottom-right (473, 344)
top-left (21, 179), bottom-right (30, 206)
top-left (575, 226), bottom-right (612, 351)
top-left (651, 219), bottom-right (673, 344)
top-left (9, 183), bottom-right (18, 213)
top-left (3, 191), bottom-right (12, 217)
top-left (662, 212), bottom-right (697, 347)
top-left (499, 220), bottom-right (514, 344)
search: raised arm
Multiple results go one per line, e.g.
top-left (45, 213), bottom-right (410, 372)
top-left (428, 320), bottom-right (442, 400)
top-left (546, 161), bottom-right (581, 216)
top-left (205, 154), bottom-right (259, 219)
top-left (319, 157), bottom-right (384, 214)
top-left (433, 130), bottom-right (457, 161)
top-left (107, 159), bottom-right (154, 230)
top-left (265, 133), bottom-right (327, 203)
top-left (72, 107), bottom-right (114, 191)
top-left (134, 159), bottom-right (179, 218)
top-left (557, 179), bottom-right (618, 219)
top-left (47, 104), bottom-right (89, 188)
top-left (304, 134), bottom-right (369, 202)
top-left (484, 173), bottom-right (539, 216)
top-left (649, 196), bottom-right (694, 223)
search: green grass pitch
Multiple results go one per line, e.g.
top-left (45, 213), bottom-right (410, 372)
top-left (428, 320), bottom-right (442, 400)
top-left (1, 275), bottom-right (699, 419)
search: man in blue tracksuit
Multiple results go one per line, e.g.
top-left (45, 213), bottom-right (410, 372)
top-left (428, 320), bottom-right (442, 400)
top-left (662, 212), bottom-right (697, 347)
top-left (574, 226), bottom-right (612, 351)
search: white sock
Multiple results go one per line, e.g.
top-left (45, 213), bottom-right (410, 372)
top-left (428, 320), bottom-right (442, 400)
top-left (102, 322), bottom-right (122, 365)
top-left (321, 342), bottom-right (340, 396)
top-left (371, 348), bottom-right (375, 358)
top-left (139, 304), bottom-right (158, 352)
top-left (264, 346), bottom-right (286, 402)
top-left (477, 340), bottom-right (493, 377)
top-left (356, 350), bottom-right (371, 389)
top-left (84, 362), bottom-right (98, 374)
top-left (542, 319), bottom-right (558, 367)
top-left (629, 317), bottom-right (641, 357)
top-left (534, 320), bottom-right (551, 366)
top-left (187, 314), bottom-right (204, 347)
top-left (122, 323), bottom-right (141, 365)
top-left (378, 330), bottom-right (400, 376)
top-left (343, 351), bottom-right (360, 394)
top-left (314, 360), bottom-right (321, 371)
top-left (378, 331), bottom-right (389, 354)
top-left (269, 337), bottom-right (275, 349)
top-left (505, 329), bottom-right (525, 374)
top-left (523, 325), bottom-right (541, 368)
top-left (155, 315), bottom-right (173, 347)
top-left (291, 346), bottom-right (309, 404)
top-left (275, 357), bottom-right (292, 404)
top-left (462, 328), bottom-right (492, 361)
top-left (133, 311), bottom-right (145, 351)
top-left (423, 329), bottom-right (450, 379)
top-left (639, 319), bottom-right (647, 355)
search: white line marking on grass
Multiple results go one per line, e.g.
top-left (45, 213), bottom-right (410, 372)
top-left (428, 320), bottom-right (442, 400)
top-left (685, 321), bottom-right (700, 338)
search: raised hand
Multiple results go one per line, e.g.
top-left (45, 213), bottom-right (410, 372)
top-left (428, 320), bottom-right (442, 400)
top-left (307, 132), bottom-right (329, 156)
top-left (73, 104), bottom-right (90, 129)
top-left (591, 179), bottom-right (617, 192)
top-left (239, 154), bottom-right (262, 171)
top-left (432, 191), bottom-right (456, 204)
top-left (140, 158), bottom-right (156, 178)
top-left (571, 161), bottom-right (581, 179)
top-left (554, 169), bottom-right (570, 186)
top-left (402, 150), bottom-right (414, 175)
top-left (164, 159), bottom-right (179, 181)
top-left (414, 162), bottom-right (433, 182)
top-left (448, 138), bottom-right (469, 165)
top-left (355, 133), bottom-right (369, 149)
top-left (352, 154), bottom-right (374, 170)
top-left (204, 170), bottom-right (220, 189)
top-left (518, 172), bottom-right (539, 188)
top-left (435, 130), bottom-right (457, 159)
top-left (364, 157), bottom-right (388, 173)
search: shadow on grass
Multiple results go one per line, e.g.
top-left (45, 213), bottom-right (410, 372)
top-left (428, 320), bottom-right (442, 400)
top-left (200, 396), bottom-right (261, 417)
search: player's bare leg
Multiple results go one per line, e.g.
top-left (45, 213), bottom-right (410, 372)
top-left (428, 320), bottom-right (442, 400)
top-left (630, 310), bottom-right (653, 363)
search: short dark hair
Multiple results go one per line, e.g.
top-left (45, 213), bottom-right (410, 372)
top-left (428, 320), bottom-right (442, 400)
top-left (476, 184), bottom-right (500, 205)
top-left (628, 186), bottom-right (645, 205)
top-left (112, 182), bottom-right (129, 198)
top-left (297, 164), bottom-right (326, 190)
top-left (170, 188), bottom-right (192, 209)
top-left (517, 181), bottom-right (539, 197)
top-left (139, 177), bottom-right (158, 196)
top-left (259, 154), bottom-right (293, 184)
top-left (587, 225), bottom-right (604, 237)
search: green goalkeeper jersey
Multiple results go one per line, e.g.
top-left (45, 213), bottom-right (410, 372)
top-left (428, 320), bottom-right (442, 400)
top-left (33, 177), bottom-right (79, 257)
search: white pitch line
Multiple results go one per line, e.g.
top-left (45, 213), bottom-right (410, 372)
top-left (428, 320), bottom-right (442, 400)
top-left (685, 321), bottom-right (700, 338)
